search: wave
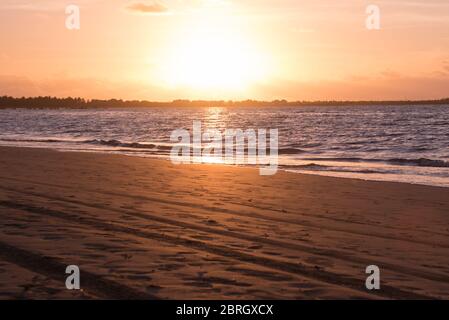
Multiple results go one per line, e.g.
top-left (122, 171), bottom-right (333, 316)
top-left (0, 138), bottom-right (77, 143)
top-left (387, 158), bottom-right (449, 168)
top-left (0, 137), bottom-right (159, 150)
top-left (283, 163), bottom-right (384, 174)
top-left (86, 139), bottom-right (156, 149)
top-left (299, 157), bottom-right (449, 168)
top-left (279, 147), bottom-right (306, 155)
top-left (1, 137), bottom-right (448, 168)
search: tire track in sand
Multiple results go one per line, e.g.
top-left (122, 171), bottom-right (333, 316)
top-left (1, 184), bottom-right (448, 286)
top-left (0, 176), bottom-right (447, 245)
top-left (0, 240), bottom-right (156, 300)
top-left (0, 199), bottom-right (435, 299)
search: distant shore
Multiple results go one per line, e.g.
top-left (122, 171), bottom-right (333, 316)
top-left (0, 146), bottom-right (448, 299)
top-left (1, 95), bottom-right (449, 109)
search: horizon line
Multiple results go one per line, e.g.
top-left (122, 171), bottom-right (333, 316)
top-left (1, 95), bottom-right (449, 108)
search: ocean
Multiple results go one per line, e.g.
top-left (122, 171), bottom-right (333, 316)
top-left (0, 105), bottom-right (448, 187)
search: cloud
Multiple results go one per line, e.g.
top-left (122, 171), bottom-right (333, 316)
top-left (127, 2), bottom-right (168, 14)
top-left (0, 0), bottom-right (60, 12)
top-left (443, 61), bottom-right (449, 73)
top-left (0, 0), bottom-right (96, 12)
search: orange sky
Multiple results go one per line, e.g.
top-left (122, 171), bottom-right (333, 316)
top-left (1, 0), bottom-right (449, 101)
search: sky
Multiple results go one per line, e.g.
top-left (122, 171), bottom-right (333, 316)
top-left (1, 0), bottom-right (449, 101)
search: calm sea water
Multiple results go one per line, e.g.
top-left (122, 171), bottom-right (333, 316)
top-left (0, 105), bottom-right (448, 187)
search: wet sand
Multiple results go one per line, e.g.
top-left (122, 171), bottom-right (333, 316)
top-left (0, 146), bottom-right (448, 299)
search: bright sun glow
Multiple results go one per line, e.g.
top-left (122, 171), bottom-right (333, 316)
top-left (161, 16), bottom-right (269, 93)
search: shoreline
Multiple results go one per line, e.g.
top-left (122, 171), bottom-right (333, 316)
top-left (1, 144), bottom-right (448, 189)
top-left (0, 146), bottom-right (448, 299)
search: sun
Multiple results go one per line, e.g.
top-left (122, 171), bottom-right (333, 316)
top-left (161, 17), bottom-right (269, 94)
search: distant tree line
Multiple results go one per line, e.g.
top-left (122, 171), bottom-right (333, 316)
top-left (1, 95), bottom-right (449, 109)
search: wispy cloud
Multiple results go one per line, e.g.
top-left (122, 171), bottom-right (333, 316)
top-left (0, 0), bottom-right (60, 12)
top-left (126, 2), bottom-right (168, 14)
top-left (0, 0), bottom-right (97, 12)
top-left (124, 0), bottom-right (232, 16)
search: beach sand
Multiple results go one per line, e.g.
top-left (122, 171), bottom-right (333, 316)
top-left (0, 146), bottom-right (448, 299)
